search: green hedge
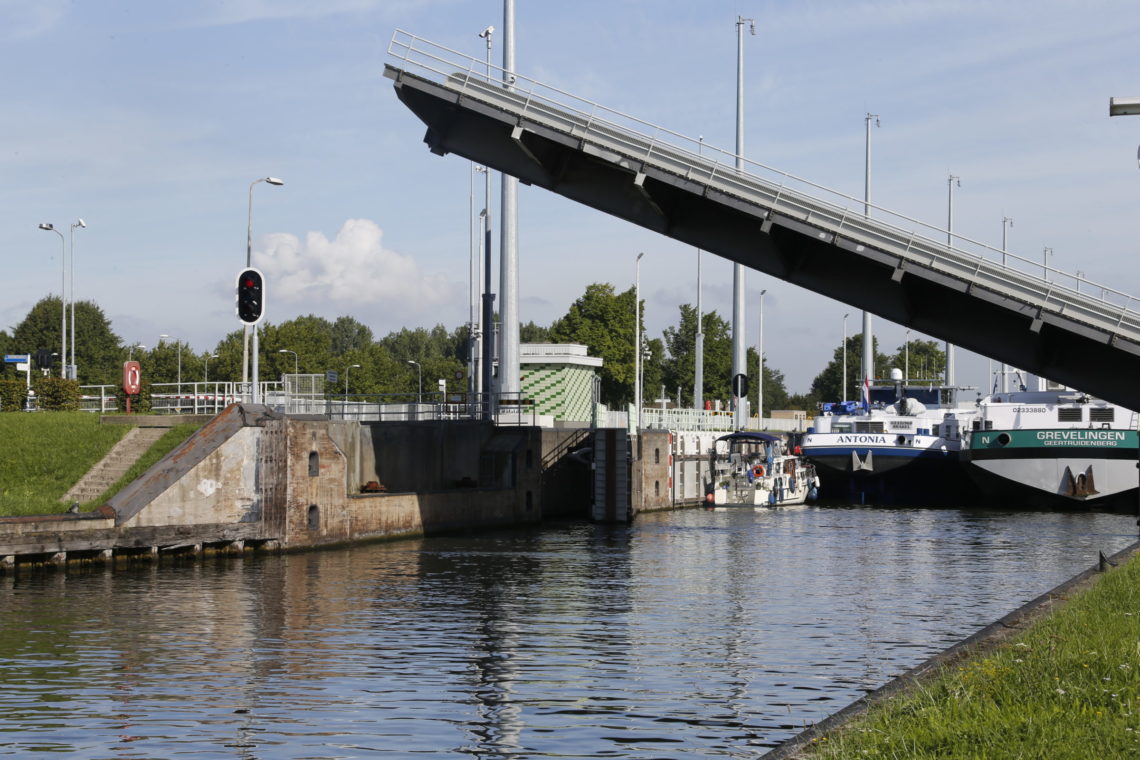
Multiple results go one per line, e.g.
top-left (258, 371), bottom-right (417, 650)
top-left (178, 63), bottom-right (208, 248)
top-left (33, 377), bottom-right (81, 411)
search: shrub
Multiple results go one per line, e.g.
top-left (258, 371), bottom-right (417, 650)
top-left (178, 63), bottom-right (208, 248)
top-left (33, 377), bottom-right (81, 411)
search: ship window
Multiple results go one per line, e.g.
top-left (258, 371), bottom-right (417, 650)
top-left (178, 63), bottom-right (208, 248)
top-left (1090, 407), bottom-right (1115, 423)
top-left (1058, 408), bottom-right (1082, 422)
top-left (984, 420), bottom-right (993, 430)
top-left (855, 421), bottom-right (884, 433)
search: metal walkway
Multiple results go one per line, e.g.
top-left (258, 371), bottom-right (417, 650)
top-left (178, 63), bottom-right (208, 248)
top-left (384, 31), bottom-right (1140, 410)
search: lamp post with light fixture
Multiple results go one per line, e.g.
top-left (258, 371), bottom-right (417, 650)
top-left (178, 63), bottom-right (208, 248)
top-left (243, 176), bottom-right (284, 402)
top-left (38, 223), bottom-right (66, 377)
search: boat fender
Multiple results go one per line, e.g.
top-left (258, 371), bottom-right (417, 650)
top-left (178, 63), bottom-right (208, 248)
top-left (768, 491), bottom-right (777, 506)
top-left (808, 486), bottom-right (819, 501)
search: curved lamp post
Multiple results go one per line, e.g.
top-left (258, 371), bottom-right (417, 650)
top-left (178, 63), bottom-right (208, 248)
top-left (278, 349), bottom-right (299, 376)
top-left (69, 219), bottom-right (85, 380)
top-left (38, 223), bottom-right (66, 377)
top-left (406, 359), bottom-right (422, 397)
top-left (243, 176), bottom-right (284, 401)
top-left (204, 353), bottom-right (218, 382)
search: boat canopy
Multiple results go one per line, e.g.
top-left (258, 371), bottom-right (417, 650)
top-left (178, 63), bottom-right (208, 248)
top-left (715, 431), bottom-right (782, 445)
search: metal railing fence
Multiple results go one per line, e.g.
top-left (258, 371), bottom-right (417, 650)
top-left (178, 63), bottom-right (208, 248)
top-left (386, 30), bottom-right (1140, 347)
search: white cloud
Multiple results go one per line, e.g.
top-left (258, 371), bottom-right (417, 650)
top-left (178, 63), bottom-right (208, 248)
top-left (253, 218), bottom-right (453, 313)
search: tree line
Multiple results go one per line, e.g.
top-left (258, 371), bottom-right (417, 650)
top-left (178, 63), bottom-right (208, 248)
top-left (1, 288), bottom-right (945, 409)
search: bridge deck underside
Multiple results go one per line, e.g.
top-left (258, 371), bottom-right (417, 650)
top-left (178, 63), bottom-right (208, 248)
top-left (387, 66), bottom-right (1140, 410)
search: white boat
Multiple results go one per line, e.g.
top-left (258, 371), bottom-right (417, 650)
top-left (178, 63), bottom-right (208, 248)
top-left (800, 371), bottom-right (978, 505)
top-left (961, 387), bottom-right (1139, 512)
top-left (707, 432), bottom-right (819, 508)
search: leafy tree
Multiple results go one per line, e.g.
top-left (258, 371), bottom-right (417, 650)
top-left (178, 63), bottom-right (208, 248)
top-left (10, 297), bottom-right (122, 385)
top-left (889, 339), bottom-right (945, 383)
top-left (661, 305), bottom-right (734, 407)
top-left (746, 345), bottom-right (790, 414)
top-left (520, 320), bottom-right (550, 343)
top-left (548, 283), bottom-right (637, 407)
top-left (809, 334), bottom-right (890, 403)
top-left (330, 316), bottom-right (373, 356)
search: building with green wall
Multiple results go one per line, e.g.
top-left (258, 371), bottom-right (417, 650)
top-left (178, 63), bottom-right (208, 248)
top-left (519, 344), bottom-right (602, 423)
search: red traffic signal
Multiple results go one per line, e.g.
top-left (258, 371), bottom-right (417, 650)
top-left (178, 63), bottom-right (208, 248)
top-left (236, 267), bottom-right (265, 324)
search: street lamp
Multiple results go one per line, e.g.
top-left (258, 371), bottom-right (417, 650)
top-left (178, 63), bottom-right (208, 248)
top-left (757, 289), bottom-right (766, 428)
top-left (68, 219), bottom-right (85, 380)
top-left (243, 176), bottom-right (284, 401)
top-left (1042, 246), bottom-right (1053, 282)
top-left (1000, 216), bottom-right (1013, 392)
top-left (159, 334), bottom-right (182, 413)
top-left (278, 349), bottom-right (299, 376)
top-left (204, 354), bottom-right (218, 382)
top-left (128, 343), bottom-right (146, 361)
top-left (159, 334), bottom-right (182, 387)
top-left (406, 360), bottom-right (422, 397)
top-left (344, 364), bottom-right (361, 400)
top-left (38, 223), bottom-right (66, 378)
top-left (634, 252), bottom-right (645, 430)
top-left (842, 313), bottom-right (849, 403)
top-left (904, 329), bottom-right (911, 385)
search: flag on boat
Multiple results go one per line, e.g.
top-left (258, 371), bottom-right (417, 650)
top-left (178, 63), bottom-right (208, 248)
top-left (862, 374), bottom-right (870, 413)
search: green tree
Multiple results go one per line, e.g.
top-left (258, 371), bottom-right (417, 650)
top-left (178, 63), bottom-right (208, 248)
top-left (330, 316), bottom-right (373, 356)
top-left (889, 338), bottom-right (945, 384)
top-left (10, 297), bottom-right (122, 385)
top-left (746, 345), bottom-right (790, 414)
top-left (520, 320), bottom-right (550, 343)
top-left (809, 334), bottom-right (890, 403)
top-left (661, 307), bottom-right (734, 408)
top-left (549, 283), bottom-right (637, 407)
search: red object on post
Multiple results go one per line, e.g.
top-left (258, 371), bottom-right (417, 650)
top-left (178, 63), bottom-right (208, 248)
top-left (123, 361), bottom-right (141, 414)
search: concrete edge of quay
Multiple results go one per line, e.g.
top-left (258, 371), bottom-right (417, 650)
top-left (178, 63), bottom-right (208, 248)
top-left (761, 538), bottom-right (1140, 759)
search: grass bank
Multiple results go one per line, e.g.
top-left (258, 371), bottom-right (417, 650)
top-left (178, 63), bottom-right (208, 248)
top-left (0, 414), bottom-right (199, 517)
top-left (802, 550), bottom-right (1140, 759)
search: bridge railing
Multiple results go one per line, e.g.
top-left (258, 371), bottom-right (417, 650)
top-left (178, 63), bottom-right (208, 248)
top-left (387, 30), bottom-right (1140, 346)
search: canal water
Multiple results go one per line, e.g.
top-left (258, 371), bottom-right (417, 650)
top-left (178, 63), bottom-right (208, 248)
top-left (1, 506), bottom-right (1135, 758)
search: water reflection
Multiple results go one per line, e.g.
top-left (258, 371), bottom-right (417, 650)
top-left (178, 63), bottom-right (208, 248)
top-left (0, 507), bottom-right (1134, 758)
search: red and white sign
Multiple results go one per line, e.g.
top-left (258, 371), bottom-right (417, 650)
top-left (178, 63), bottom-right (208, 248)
top-left (122, 361), bottom-right (141, 395)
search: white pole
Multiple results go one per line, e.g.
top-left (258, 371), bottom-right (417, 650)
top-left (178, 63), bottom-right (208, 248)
top-left (862, 114), bottom-right (878, 409)
top-left (732, 16), bottom-right (755, 431)
top-left (758, 289), bottom-right (766, 428)
top-left (1000, 216), bottom-right (1013, 393)
top-left (945, 174), bottom-right (960, 389)
top-left (842, 313), bottom-right (848, 403)
top-left (499, 0), bottom-right (520, 398)
top-left (635, 252), bottom-right (645, 430)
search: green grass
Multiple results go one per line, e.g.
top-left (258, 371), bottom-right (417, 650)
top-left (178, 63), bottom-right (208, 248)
top-left (806, 554), bottom-right (1140, 759)
top-left (0, 413), bottom-right (130, 516)
top-left (93, 423), bottom-right (200, 506)
top-left (0, 414), bottom-right (202, 517)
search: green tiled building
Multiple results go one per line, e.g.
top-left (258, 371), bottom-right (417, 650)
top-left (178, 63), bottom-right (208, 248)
top-left (519, 344), bottom-right (603, 422)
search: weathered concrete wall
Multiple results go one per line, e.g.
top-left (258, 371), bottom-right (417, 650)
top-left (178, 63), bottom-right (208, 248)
top-left (109, 404), bottom-right (274, 529)
top-left (279, 418), bottom-right (542, 548)
top-left (634, 430), bottom-right (674, 515)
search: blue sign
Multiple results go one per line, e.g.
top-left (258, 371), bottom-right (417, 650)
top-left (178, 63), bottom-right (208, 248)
top-left (326, 370), bottom-right (338, 384)
top-left (4, 354), bottom-right (29, 363)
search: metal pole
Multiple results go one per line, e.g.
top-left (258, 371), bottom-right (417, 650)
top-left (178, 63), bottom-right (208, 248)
top-left (635, 252), bottom-right (644, 431)
top-left (39, 224), bottom-right (66, 377)
top-left (1042, 246), bottom-right (1053, 282)
top-left (905, 330), bottom-right (910, 384)
top-left (862, 114), bottom-right (878, 411)
top-left (842, 313), bottom-right (848, 403)
top-left (69, 220), bottom-right (84, 380)
top-left (694, 136), bottom-right (705, 411)
top-left (945, 174), bottom-right (960, 389)
top-left (758, 289), bottom-right (766, 428)
top-left (732, 16), bottom-right (755, 431)
top-left (1000, 216), bottom-right (1013, 393)
top-left (478, 26), bottom-right (496, 419)
top-left (694, 246), bottom-right (704, 410)
top-left (499, 0), bottom-right (520, 399)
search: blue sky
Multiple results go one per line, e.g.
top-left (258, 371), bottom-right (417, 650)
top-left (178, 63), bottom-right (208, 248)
top-left (3, 0), bottom-right (1139, 394)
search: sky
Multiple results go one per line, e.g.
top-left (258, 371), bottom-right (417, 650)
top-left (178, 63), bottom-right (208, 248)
top-left (3, 0), bottom-right (1140, 394)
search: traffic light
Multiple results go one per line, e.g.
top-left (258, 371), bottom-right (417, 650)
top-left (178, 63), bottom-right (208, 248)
top-left (236, 268), bottom-right (265, 324)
